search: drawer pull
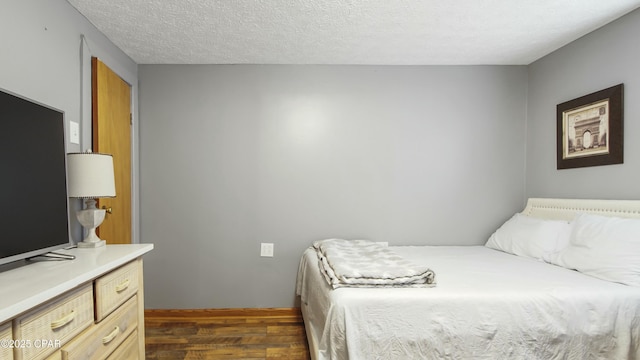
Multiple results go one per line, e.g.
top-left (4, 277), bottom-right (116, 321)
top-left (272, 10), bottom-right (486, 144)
top-left (50, 310), bottom-right (75, 330)
top-left (115, 279), bottom-right (130, 292)
top-left (102, 326), bottom-right (120, 344)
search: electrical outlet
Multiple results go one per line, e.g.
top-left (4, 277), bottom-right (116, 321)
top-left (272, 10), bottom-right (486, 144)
top-left (260, 243), bottom-right (274, 257)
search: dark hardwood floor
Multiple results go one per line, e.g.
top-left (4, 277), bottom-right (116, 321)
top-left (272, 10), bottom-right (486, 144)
top-left (145, 308), bottom-right (311, 360)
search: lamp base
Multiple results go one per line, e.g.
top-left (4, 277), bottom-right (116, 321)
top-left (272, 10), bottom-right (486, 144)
top-left (78, 239), bottom-right (106, 248)
top-left (76, 199), bottom-right (107, 248)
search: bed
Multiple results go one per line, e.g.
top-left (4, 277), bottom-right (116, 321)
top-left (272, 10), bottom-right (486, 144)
top-left (296, 198), bottom-right (640, 359)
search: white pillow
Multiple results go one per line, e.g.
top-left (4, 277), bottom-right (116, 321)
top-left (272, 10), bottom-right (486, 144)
top-left (485, 213), bottom-right (572, 262)
top-left (557, 213), bottom-right (640, 287)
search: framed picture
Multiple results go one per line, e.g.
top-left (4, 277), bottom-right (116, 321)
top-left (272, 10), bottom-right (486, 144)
top-left (557, 84), bottom-right (624, 170)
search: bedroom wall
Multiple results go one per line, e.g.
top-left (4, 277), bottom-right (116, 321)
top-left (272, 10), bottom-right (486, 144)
top-left (0, 0), bottom-right (138, 243)
top-left (139, 65), bottom-right (528, 308)
top-left (526, 9), bottom-right (640, 199)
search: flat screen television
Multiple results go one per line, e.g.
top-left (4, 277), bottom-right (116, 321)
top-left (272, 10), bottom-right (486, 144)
top-left (0, 88), bottom-right (71, 266)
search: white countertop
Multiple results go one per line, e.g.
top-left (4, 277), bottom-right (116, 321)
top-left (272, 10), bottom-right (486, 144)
top-left (0, 244), bottom-right (154, 323)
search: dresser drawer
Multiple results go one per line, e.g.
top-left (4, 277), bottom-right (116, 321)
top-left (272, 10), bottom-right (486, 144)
top-left (95, 260), bottom-right (139, 321)
top-left (61, 295), bottom-right (138, 360)
top-left (106, 330), bottom-right (139, 360)
top-left (44, 350), bottom-right (61, 360)
top-left (14, 284), bottom-right (94, 360)
top-left (1, 321), bottom-right (13, 360)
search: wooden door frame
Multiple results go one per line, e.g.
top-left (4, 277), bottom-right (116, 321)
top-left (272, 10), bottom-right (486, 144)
top-left (80, 35), bottom-right (140, 244)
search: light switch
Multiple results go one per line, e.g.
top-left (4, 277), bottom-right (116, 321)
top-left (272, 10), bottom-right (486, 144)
top-left (70, 121), bottom-right (80, 144)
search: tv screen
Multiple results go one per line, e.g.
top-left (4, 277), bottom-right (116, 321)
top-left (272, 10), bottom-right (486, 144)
top-left (0, 89), bottom-right (71, 266)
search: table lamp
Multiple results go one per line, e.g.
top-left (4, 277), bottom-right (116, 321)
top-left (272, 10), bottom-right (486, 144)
top-left (67, 151), bottom-right (116, 248)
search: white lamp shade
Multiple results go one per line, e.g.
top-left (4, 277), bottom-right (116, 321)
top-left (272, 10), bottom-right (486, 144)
top-left (67, 152), bottom-right (116, 198)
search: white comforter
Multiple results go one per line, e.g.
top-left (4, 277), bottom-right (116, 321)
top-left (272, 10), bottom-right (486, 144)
top-left (296, 246), bottom-right (640, 360)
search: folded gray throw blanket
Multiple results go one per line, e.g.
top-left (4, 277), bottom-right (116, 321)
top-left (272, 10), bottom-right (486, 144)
top-left (313, 239), bottom-right (436, 289)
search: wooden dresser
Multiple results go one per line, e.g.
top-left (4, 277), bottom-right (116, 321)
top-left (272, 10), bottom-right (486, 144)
top-left (0, 244), bottom-right (153, 360)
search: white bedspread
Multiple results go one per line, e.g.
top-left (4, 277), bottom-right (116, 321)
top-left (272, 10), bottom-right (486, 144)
top-left (296, 246), bottom-right (640, 360)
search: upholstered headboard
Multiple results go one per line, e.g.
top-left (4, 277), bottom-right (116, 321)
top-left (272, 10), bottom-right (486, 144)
top-left (522, 198), bottom-right (640, 221)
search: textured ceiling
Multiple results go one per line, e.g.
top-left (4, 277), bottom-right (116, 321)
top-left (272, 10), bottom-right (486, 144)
top-left (66, 0), bottom-right (640, 65)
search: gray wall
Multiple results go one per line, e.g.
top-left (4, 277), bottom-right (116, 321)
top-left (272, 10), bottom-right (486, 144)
top-left (0, 0), bottom-right (138, 243)
top-left (526, 9), bottom-right (640, 199)
top-left (139, 65), bottom-right (528, 308)
top-left (11, 0), bottom-right (636, 310)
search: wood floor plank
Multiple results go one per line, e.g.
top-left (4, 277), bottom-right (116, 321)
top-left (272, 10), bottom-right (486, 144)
top-left (266, 325), bottom-right (306, 336)
top-left (267, 347), bottom-right (310, 359)
top-left (145, 308), bottom-right (310, 360)
top-left (198, 326), bottom-right (266, 336)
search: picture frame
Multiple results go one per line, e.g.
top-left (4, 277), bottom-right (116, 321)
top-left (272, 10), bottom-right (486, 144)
top-left (557, 84), bottom-right (624, 170)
